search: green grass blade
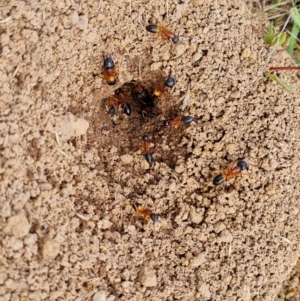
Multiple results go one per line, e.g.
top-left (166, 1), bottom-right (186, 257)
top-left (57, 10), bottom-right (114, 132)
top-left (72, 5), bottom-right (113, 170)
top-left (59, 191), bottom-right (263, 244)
top-left (264, 22), bottom-right (286, 46)
top-left (276, 76), bottom-right (294, 94)
top-left (273, 13), bottom-right (288, 26)
top-left (264, 72), bottom-right (294, 94)
top-left (264, 22), bottom-right (275, 44)
top-left (291, 8), bottom-right (300, 28)
top-left (265, 33), bottom-right (275, 45)
top-left (264, 72), bottom-right (277, 81)
top-left (287, 23), bottom-right (300, 55)
top-left (267, 0), bottom-right (285, 14)
top-left (275, 32), bottom-right (287, 45)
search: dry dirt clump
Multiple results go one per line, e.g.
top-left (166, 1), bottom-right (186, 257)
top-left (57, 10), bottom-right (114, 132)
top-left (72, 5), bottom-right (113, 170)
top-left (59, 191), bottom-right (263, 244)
top-left (1, 0), bottom-right (300, 300)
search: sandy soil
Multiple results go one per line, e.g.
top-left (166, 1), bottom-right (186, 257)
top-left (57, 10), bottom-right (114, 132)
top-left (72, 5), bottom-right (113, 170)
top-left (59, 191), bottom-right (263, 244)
top-left (1, 0), bottom-right (300, 300)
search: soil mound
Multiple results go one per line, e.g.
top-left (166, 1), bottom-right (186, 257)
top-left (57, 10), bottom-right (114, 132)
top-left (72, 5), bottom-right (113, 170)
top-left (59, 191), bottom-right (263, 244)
top-left (1, 0), bottom-right (300, 300)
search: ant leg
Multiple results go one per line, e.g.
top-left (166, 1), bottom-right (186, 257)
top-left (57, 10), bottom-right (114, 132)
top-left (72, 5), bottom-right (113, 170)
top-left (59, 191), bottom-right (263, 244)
top-left (129, 203), bottom-right (139, 224)
top-left (122, 202), bottom-right (135, 224)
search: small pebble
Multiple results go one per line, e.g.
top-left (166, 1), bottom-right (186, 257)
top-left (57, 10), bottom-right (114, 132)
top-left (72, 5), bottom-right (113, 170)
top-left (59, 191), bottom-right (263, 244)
top-left (190, 207), bottom-right (204, 224)
top-left (230, 91), bottom-right (240, 98)
top-left (4, 212), bottom-right (30, 238)
top-left (189, 253), bottom-right (206, 268)
top-left (5, 278), bottom-right (18, 291)
top-left (40, 238), bottom-right (60, 259)
top-left (197, 283), bottom-right (211, 299)
top-left (110, 146), bottom-right (118, 154)
top-left (141, 159), bottom-right (150, 170)
top-left (39, 182), bottom-right (53, 191)
top-left (2, 45), bottom-right (10, 55)
top-left (12, 238), bottom-right (24, 251)
top-left (93, 290), bottom-right (106, 301)
top-left (1, 202), bottom-right (11, 218)
top-left (175, 164), bottom-right (185, 173)
top-left (241, 285), bottom-right (251, 301)
top-left (213, 222), bottom-right (226, 234)
top-left (70, 11), bottom-right (79, 25)
top-left (219, 229), bottom-right (233, 243)
top-left (241, 48), bottom-right (251, 58)
top-left (122, 281), bottom-right (132, 288)
top-left (175, 44), bottom-right (188, 56)
top-left (138, 267), bottom-right (157, 287)
top-left (101, 219), bottom-right (112, 230)
top-left (120, 154), bottom-right (133, 164)
top-left (150, 62), bottom-right (162, 70)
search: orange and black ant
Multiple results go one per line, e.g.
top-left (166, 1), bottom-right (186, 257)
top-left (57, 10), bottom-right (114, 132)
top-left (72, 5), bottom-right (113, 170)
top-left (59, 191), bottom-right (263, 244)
top-left (213, 160), bottom-right (248, 185)
top-left (153, 74), bottom-right (176, 98)
top-left (134, 204), bottom-right (159, 223)
top-left (146, 24), bottom-right (179, 44)
top-left (141, 106), bottom-right (156, 119)
top-left (131, 83), bottom-right (157, 118)
top-left (163, 116), bottom-right (194, 127)
top-left (115, 88), bottom-right (131, 116)
top-left (103, 55), bottom-right (118, 85)
top-left (131, 83), bottom-right (155, 106)
top-left (107, 97), bottom-right (117, 116)
top-left (141, 135), bottom-right (154, 164)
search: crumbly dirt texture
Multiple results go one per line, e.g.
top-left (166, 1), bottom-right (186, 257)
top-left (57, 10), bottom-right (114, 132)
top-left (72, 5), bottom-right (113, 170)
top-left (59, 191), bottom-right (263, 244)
top-left (1, 0), bottom-right (300, 300)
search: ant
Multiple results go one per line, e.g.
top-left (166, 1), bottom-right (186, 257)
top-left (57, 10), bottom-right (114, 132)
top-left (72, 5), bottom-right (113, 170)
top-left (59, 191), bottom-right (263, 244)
top-left (115, 88), bottom-right (131, 116)
top-left (153, 74), bottom-right (176, 98)
top-left (103, 55), bottom-right (118, 85)
top-left (163, 116), bottom-right (194, 127)
top-left (141, 135), bottom-right (154, 164)
top-left (131, 83), bottom-right (155, 106)
top-left (146, 24), bottom-right (179, 44)
top-left (141, 106), bottom-right (156, 119)
top-left (213, 160), bottom-right (248, 185)
top-left (134, 204), bottom-right (159, 223)
top-left (132, 83), bottom-right (157, 119)
top-left (107, 97), bottom-right (117, 116)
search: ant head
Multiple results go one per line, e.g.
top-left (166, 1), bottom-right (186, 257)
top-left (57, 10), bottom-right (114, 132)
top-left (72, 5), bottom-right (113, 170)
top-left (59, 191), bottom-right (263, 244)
top-left (123, 104), bottom-right (131, 116)
top-left (143, 135), bottom-right (149, 141)
top-left (108, 107), bottom-right (115, 116)
top-left (164, 75), bottom-right (176, 88)
top-left (237, 160), bottom-right (247, 170)
top-left (172, 35), bottom-right (179, 44)
top-left (103, 56), bottom-right (115, 69)
top-left (107, 78), bottom-right (117, 85)
top-left (150, 214), bottom-right (159, 223)
top-left (148, 111), bottom-right (157, 118)
top-left (163, 120), bottom-right (169, 127)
